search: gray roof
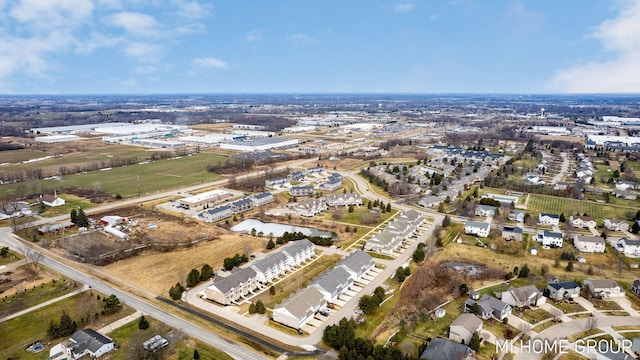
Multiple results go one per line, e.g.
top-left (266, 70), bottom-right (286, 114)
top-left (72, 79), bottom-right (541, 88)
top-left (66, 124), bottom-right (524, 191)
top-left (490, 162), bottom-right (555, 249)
top-left (281, 238), bottom-right (315, 258)
top-left (251, 252), bottom-right (288, 273)
top-left (203, 205), bottom-right (231, 215)
top-left (543, 230), bottom-right (563, 238)
top-left (575, 235), bottom-right (605, 244)
top-left (211, 267), bottom-right (257, 293)
top-left (70, 329), bottom-right (113, 355)
top-left (508, 285), bottom-right (541, 303)
top-left (337, 250), bottom-right (374, 277)
top-left (585, 279), bottom-right (619, 289)
top-left (401, 210), bottom-right (422, 223)
top-left (466, 220), bottom-right (490, 230)
top-left (476, 204), bottom-right (497, 212)
top-left (503, 226), bottom-right (523, 234)
top-left (540, 213), bottom-right (560, 219)
top-left (622, 238), bottom-right (640, 246)
top-left (420, 338), bottom-right (471, 360)
top-left (253, 192), bottom-right (272, 200)
top-left (450, 313), bottom-right (482, 334)
top-left (311, 267), bottom-right (352, 297)
top-left (275, 286), bottom-right (325, 320)
top-left (479, 294), bottom-right (510, 313)
top-left (231, 198), bottom-right (253, 207)
top-left (548, 281), bottom-right (580, 290)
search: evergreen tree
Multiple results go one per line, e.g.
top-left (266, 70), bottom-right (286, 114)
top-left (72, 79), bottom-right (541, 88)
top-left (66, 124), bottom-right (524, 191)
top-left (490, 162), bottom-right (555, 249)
top-left (559, 213), bottom-right (566, 223)
top-left (138, 315), bottom-right (150, 330)
top-left (386, 203), bottom-right (391, 212)
top-left (193, 349), bottom-right (200, 360)
top-left (255, 300), bottom-right (266, 314)
top-left (70, 209), bottom-right (77, 224)
top-left (186, 269), bottom-right (201, 287)
top-left (632, 221), bottom-right (639, 234)
top-left (266, 239), bottom-right (276, 249)
top-left (76, 208), bottom-right (89, 228)
top-left (518, 264), bottom-right (530, 278)
top-left (102, 294), bottom-right (121, 315)
top-left (469, 331), bottom-right (482, 351)
top-left (442, 215), bottom-right (451, 227)
top-left (200, 264), bottom-right (213, 281)
top-left (169, 282), bottom-right (184, 300)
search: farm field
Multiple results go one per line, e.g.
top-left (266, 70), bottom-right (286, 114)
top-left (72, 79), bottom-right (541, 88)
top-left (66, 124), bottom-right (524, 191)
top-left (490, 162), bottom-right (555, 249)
top-left (0, 149), bottom-right (48, 164)
top-left (526, 194), bottom-right (636, 220)
top-left (0, 153), bottom-right (226, 198)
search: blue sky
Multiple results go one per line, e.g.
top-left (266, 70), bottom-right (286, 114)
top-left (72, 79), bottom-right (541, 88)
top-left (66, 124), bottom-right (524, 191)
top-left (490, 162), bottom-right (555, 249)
top-left (1, 0), bottom-right (639, 94)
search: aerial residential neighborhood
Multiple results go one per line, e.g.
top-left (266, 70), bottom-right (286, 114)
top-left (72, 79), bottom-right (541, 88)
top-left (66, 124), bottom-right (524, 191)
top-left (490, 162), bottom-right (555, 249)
top-left (1, 2), bottom-right (640, 360)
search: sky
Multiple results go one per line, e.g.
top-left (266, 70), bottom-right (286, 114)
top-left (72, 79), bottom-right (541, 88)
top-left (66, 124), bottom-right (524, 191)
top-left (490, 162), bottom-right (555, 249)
top-left (1, 0), bottom-right (639, 94)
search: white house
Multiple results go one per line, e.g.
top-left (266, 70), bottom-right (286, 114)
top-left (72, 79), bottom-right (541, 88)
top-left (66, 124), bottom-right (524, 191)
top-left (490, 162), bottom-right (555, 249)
top-left (41, 191), bottom-right (66, 207)
top-left (583, 279), bottom-right (624, 298)
top-left (61, 329), bottom-right (115, 359)
top-left (538, 213), bottom-right (560, 226)
top-left (475, 204), bottom-right (497, 217)
top-left (465, 220), bottom-right (491, 238)
top-left (569, 215), bottom-right (597, 229)
top-left (604, 219), bottom-right (629, 232)
top-left (618, 238), bottom-right (640, 257)
top-left (292, 199), bottom-right (327, 217)
top-left (547, 281), bottom-right (581, 301)
top-left (537, 230), bottom-right (564, 248)
top-left (508, 210), bottom-right (525, 222)
top-left (325, 193), bottom-right (362, 207)
top-left (251, 192), bottom-right (274, 207)
top-left (573, 235), bottom-right (605, 253)
top-left (272, 286), bottom-right (326, 330)
top-left (290, 186), bottom-right (315, 197)
top-left (449, 313), bottom-right (483, 345)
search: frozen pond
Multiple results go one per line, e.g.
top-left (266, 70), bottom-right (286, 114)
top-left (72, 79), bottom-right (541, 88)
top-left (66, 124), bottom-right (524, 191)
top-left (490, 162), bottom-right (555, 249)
top-left (231, 219), bottom-right (332, 238)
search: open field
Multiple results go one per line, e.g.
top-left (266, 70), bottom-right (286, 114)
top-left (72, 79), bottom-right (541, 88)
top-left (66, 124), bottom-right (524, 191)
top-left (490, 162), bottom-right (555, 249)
top-left (0, 149), bottom-right (48, 163)
top-left (103, 233), bottom-right (265, 295)
top-left (526, 194), bottom-right (636, 220)
top-left (0, 153), bottom-right (226, 198)
top-left (108, 315), bottom-right (233, 360)
top-left (0, 276), bottom-right (81, 318)
top-left (0, 290), bottom-right (135, 360)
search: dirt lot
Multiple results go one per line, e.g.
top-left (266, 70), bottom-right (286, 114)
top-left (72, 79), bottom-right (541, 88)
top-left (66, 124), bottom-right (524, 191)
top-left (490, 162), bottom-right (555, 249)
top-left (102, 233), bottom-right (265, 295)
top-left (0, 265), bottom-right (61, 298)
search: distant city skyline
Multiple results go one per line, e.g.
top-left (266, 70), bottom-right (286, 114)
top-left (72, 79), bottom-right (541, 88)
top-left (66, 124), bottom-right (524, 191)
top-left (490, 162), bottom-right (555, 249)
top-left (1, 0), bottom-right (639, 94)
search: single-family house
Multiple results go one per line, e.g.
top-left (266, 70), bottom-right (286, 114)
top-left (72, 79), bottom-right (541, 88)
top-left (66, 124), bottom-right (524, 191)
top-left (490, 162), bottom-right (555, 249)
top-left (537, 230), bottom-right (564, 248)
top-left (573, 235), bottom-right (606, 253)
top-left (62, 329), bottom-right (115, 359)
top-left (618, 238), bottom-right (640, 257)
top-left (464, 294), bottom-right (512, 320)
top-left (272, 286), bottom-right (326, 330)
top-left (604, 219), bottom-right (629, 232)
top-left (292, 199), bottom-right (327, 217)
top-left (420, 338), bottom-right (473, 360)
top-left (498, 285), bottom-right (545, 309)
top-left (546, 281), bottom-right (581, 301)
top-left (508, 210), bottom-right (525, 222)
top-left (612, 189), bottom-right (638, 200)
top-left (41, 191), bottom-right (66, 207)
top-left (475, 204), bottom-right (497, 217)
top-left (539, 213), bottom-right (560, 226)
top-left (290, 186), bottom-right (315, 197)
top-left (569, 215), bottom-right (597, 229)
top-left (583, 279), bottom-right (624, 298)
top-left (631, 279), bottom-right (640, 298)
top-left (418, 195), bottom-right (445, 208)
top-left (204, 267), bottom-right (258, 305)
top-left (502, 226), bottom-right (523, 241)
top-left (465, 220), bottom-right (491, 238)
top-left (449, 313), bottom-right (483, 345)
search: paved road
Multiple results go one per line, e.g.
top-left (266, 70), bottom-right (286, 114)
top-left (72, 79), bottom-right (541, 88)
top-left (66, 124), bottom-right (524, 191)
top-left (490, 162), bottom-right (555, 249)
top-left (0, 228), bottom-right (268, 360)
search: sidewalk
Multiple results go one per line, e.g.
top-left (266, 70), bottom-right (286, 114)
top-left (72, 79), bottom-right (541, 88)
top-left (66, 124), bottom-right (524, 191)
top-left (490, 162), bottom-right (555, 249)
top-left (0, 285), bottom-right (89, 322)
top-left (97, 310), bottom-right (143, 335)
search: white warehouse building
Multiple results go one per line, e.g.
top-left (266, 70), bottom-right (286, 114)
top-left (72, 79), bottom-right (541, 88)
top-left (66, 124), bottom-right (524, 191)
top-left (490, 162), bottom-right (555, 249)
top-left (220, 138), bottom-right (299, 152)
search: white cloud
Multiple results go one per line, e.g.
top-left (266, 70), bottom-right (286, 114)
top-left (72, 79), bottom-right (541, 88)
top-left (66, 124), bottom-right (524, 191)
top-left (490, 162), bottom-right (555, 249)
top-left (123, 42), bottom-right (161, 62)
top-left (110, 12), bottom-right (160, 37)
top-left (173, 0), bottom-right (212, 20)
top-left (549, 0), bottom-right (640, 93)
top-left (9, 0), bottom-right (94, 30)
top-left (193, 57), bottom-right (229, 70)
top-left (290, 33), bottom-right (317, 45)
top-left (245, 30), bottom-right (263, 42)
top-left (394, 3), bottom-right (414, 14)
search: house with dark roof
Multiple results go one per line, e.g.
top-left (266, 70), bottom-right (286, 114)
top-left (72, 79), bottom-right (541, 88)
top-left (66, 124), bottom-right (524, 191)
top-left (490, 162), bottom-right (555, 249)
top-left (498, 285), bottom-right (545, 309)
top-left (265, 177), bottom-right (287, 188)
top-left (272, 286), bottom-right (326, 330)
top-left (449, 313), bottom-right (483, 345)
top-left (292, 199), bottom-right (327, 217)
top-left (546, 281), bottom-right (581, 301)
top-left (230, 198), bottom-right (254, 214)
top-left (420, 338), bottom-right (473, 360)
top-left (251, 192), bottom-right (274, 207)
top-left (502, 226), bottom-right (523, 241)
top-left (475, 204), bottom-right (497, 217)
top-left (287, 171), bottom-right (306, 182)
top-left (41, 191), bottom-right (66, 207)
top-left (631, 279), bottom-right (640, 298)
top-left (65, 329), bottom-right (115, 359)
top-left (199, 205), bottom-right (233, 223)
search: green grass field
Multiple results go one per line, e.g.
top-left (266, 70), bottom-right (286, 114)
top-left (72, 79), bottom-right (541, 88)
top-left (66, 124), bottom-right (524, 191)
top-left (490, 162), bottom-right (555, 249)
top-left (0, 149), bottom-right (49, 164)
top-left (526, 194), bottom-right (637, 220)
top-left (0, 278), bottom-right (81, 318)
top-left (0, 290), bottom-right (135, 360)
top-left (0, 154), bottom-right (226, 198)
top-left (0, 250), bottom-right (22, 266)
top-left (108, 316), bottom-right (233, 360)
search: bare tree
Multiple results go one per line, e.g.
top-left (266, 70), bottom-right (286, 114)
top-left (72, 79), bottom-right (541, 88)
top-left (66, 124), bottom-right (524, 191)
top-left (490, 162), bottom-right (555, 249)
top-left (26, 250), bottom-right (44, 276)
top-left (585, 316), bottom-right (598, 331)
top-left (519, 323), bottom-right (531, 340)
top-left (550, 307), bottom-right (563, 322)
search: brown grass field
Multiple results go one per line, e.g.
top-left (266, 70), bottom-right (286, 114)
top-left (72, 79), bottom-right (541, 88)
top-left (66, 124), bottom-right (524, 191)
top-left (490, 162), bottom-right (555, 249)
top-left (102, 233), bottom-right (265, 295)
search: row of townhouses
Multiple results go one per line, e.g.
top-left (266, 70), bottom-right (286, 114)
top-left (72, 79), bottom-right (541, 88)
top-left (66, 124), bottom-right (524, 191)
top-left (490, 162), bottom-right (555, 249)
top-left (272, 250), bottom-right (375, 329)
top-left (198, 192), bottom-right (273, 223)
top-left (291, 193), bottom-right (363, 217)
top-left (363, 210), bottom-right (424, 255)
top-left (204, 239), bottom-right (315, 305)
